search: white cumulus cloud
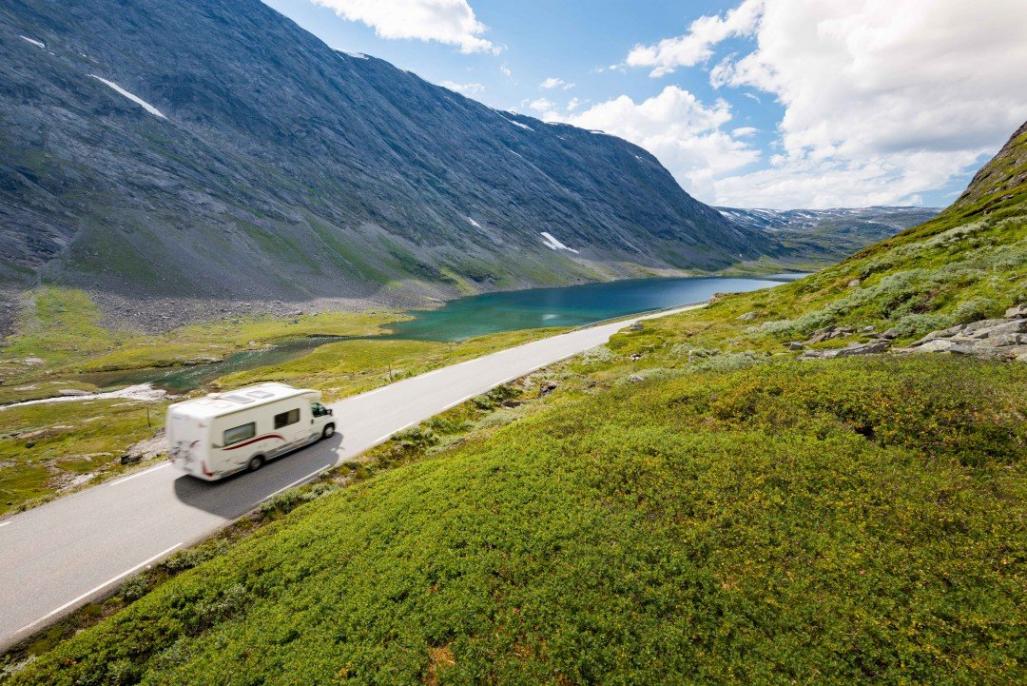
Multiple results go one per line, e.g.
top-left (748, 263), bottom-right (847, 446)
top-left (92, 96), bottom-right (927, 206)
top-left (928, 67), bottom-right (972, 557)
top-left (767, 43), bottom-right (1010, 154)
top-left (626, 0), bottom-right (764, 77)
top-left (311, 0), bottom-right (498, 54)
top-left (540, 77), bottom-right (574, 91)
top-left (556, 86), bottom-right (760, 200)
top-left (624, 0), bottom-right (1027, 208)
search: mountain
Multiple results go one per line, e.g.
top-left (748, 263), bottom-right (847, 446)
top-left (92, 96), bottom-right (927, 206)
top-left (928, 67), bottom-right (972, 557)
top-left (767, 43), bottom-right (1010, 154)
top-left (717, 206), bottom-right (938, 264)
top-left (0, 0), bottom-right (768, 314)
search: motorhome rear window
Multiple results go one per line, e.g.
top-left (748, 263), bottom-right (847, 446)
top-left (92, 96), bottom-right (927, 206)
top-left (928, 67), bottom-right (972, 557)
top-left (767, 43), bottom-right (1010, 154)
top-left (274, 408), bottom-right (301, 429)
top-left (223, 422), bottom-right (256, 446)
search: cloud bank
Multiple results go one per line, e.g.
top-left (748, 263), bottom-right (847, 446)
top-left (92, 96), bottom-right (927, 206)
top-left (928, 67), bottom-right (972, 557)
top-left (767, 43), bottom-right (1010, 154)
top-left (622, 0), bottom-right (1027, 208)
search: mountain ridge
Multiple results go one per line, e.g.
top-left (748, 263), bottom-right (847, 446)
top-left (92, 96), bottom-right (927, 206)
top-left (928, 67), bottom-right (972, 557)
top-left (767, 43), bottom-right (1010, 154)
top-left (0, 0), bottom-right (769, 316)
top-left (716, 205), bottom-right (938, 266)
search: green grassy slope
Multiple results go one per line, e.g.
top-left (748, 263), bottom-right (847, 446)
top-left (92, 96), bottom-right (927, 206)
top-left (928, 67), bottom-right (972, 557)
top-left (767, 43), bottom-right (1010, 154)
top-left (5, 124), bottom-right (1027, 683)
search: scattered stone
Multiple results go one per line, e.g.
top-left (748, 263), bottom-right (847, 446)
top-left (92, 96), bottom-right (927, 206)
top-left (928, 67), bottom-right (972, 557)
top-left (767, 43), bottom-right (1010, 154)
top-left (859, 325), bottom-right (876, 333)
top-left (801, 340), bottom-right (890, 360)
top-left (788, 341), bottom-right (805, 351)
top-left (627, 374), bottom-right (645, 383)
top-left (58, 389), bottom-right (90, 397)
top-left (848, 278), bottom-right (862, 288)
top-left (21, 357), bottom-right (44, 366)
top-left (1005, 304), bottom-right (1027, 318)
top-left (122, 429), bottom-right (166, 464)
top-left (630, 353), bottom-right (643, 361)
top-left (915, 324), bottom-right (966, 344)
top-left (58, 473), bottom-right (97, 492)
top-left (805, 326), bottom-right (855, 344)
top-left (906, 312), bottom-right (1027, 361)
top-left (836, 340), bottom-right (890, 357)
top-left (539, 381), bottom-right (558, 397)
top-left (880, 328), bottom-right (900, 340)
top-left (963, 318), bottom-right (1008, 335)
top-left (625, 322), bottom-right (644, 333)
top-left (912, 339), bottom-right (960, 354)
top-left (737, 311), bottom-right (757, 321)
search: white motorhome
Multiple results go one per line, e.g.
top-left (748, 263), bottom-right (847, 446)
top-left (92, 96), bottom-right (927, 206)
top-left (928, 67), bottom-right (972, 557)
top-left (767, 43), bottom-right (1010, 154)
top-left (167, 382), bottom-right (336, 481)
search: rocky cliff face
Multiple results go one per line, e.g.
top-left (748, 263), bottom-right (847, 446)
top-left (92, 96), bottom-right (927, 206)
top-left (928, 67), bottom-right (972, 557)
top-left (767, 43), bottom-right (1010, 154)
top-left (0, 0), bottom-right (769, 310)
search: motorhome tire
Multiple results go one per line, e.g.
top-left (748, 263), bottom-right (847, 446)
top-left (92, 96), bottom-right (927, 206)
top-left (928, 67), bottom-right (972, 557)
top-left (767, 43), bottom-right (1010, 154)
top-left (247, 455), bottom-right (265, 472)
top-left (322, 424), bottom-right (335, 439)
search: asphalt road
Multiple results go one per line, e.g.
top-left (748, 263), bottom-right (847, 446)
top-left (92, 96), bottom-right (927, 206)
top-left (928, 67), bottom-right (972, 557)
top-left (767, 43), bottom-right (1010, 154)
top-left (0, 305), bottom-right (700, 651)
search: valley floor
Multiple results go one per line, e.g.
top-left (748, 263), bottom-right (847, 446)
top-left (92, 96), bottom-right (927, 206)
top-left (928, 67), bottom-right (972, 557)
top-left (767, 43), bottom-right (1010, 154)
top-left (0, 287), bottom-right (564, 516)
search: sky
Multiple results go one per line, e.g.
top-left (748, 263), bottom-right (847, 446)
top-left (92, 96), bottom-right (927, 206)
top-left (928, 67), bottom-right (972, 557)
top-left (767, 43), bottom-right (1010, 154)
top-left (263, 0), bottom-right (1027, 210)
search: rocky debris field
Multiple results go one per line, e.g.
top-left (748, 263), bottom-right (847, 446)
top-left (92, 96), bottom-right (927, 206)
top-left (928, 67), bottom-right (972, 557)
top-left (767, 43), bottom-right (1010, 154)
top-left (791, 303), bottom-right (1027, 363)
top-left (899, 304), bottom-right (1027, 362)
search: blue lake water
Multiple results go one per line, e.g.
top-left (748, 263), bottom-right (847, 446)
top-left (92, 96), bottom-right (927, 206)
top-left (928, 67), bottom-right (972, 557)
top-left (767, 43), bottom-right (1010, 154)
top-left (387, 275), bottom-right (805, 341)
top-left (82, 275), bottom-right (805, 391)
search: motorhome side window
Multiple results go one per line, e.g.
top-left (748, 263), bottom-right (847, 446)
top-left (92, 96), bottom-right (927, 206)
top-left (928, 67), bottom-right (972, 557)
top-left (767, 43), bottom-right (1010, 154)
top-left (223, 422), bottom-right (255, 446)
top-left (274, 408), bottom-right (301, 429)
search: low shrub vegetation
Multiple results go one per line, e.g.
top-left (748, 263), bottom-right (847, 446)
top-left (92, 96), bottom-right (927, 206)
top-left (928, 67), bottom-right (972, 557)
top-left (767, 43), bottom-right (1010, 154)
top-left (5, 358), bottom-right (1025, 685)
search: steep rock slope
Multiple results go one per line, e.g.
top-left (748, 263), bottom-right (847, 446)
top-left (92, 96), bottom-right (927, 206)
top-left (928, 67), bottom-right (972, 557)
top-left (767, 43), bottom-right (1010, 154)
top-left (0, 0), bottom-right (766, 308)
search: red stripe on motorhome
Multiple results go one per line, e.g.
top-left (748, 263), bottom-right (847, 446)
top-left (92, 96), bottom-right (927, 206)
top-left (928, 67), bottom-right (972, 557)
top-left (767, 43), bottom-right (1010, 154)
top-left (223, 433), bottom-right (285, 450)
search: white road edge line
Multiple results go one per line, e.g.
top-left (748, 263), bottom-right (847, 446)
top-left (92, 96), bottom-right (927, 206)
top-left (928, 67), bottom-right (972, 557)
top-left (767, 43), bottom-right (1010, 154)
top-left (108, 463), bottom-right (170, 486)
top-left (265, 466), bottom-right (330, 500)
top-left (15, 541), bottom-right (183, 635)
top-left (0, 521), bottom-right (11, 528)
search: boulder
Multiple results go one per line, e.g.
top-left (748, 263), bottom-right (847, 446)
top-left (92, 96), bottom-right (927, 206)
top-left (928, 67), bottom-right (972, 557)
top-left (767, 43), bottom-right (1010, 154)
top-left (835, 340), bottom-right (890, 357)
top-left (913, 324), bottom-right (965, 345)
top-left (1005, 304), bottom-right (1027, 319)
top-left (801, 340), bottom-right (889, 360)
top-left (787, 341), bottom-right (805, 351)
top-left (539, 381), bottom-right (558, 397)
top-left (968, 319), bottom-right (1027, 339)
top-left (737, 311), bottom-right (758, 321)
top-left (987, 333), bottom-right (1027, 347)
top-left (963, 318), bottom-right (1008, 336)
top-left (914, 339), bottom-right (959, 353)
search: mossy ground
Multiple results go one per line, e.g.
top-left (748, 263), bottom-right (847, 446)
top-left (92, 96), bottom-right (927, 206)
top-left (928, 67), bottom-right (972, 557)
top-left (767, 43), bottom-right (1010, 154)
top-left (4, 355), bottom-right (1024, 685)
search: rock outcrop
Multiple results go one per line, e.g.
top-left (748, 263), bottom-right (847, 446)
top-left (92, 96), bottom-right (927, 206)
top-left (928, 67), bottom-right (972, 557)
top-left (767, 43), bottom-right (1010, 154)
top-left (899, 306), bottom-right (1027, 362)
top-left (800, 340), bottom-right (890, 360)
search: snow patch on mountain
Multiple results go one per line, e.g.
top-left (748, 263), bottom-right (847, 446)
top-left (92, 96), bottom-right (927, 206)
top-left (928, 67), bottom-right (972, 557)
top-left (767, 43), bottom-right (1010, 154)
top-left (89, 75), bottom-right (167, 119)
top-left (540, 232), bottom-right (579, 254)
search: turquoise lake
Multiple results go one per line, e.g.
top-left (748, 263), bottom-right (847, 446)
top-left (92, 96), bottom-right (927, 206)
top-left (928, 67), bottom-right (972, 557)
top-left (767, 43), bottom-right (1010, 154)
top-left (386, 275), bottom-right (804, 341)
top-left (83, 275), bottom-right (804, 391)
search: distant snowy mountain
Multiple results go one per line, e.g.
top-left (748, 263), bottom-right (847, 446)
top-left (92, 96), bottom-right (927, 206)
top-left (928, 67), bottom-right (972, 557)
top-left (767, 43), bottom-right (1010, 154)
top-left (717, 206), bottom-right (939, 264)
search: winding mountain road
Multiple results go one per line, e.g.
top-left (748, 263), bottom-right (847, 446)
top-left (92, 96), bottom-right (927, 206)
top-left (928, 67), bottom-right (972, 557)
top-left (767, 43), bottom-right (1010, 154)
top-left (0, 305), bottom-right (700, 651)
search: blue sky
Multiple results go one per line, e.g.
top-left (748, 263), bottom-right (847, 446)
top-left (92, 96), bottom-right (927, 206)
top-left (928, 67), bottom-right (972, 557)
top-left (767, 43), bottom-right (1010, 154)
top-left (264, 0), bottom-right (1027, 210)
